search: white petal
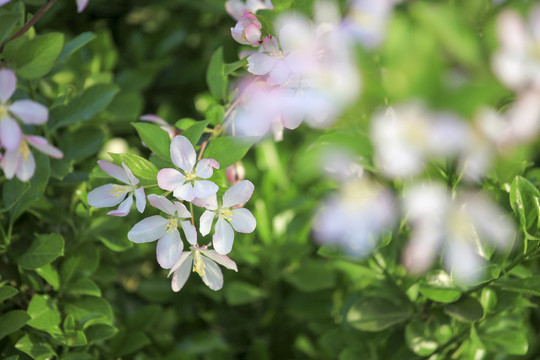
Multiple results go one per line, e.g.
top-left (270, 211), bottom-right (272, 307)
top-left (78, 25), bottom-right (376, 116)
top-left (195, 158), bottom-right (220, 179)
top-left (87, 184), bottom-right (127, 208)
top-left (121, 162), bottom-right (139, 185)
top-left (8, 100), bottom-right (48, 125)
top-left (0, 69), bottom-right (16, 104)
top-left (25, 135), bottom-right (63, 158)
top-left (267, 59), bottom-right (291, 86)
top-left (148, 194), bottom-right (177, 215)
top-left (222, 180), bottom-right (254, 207)
top-left (173, 182), bottom-right (195, 201)
top-left (181, 220), bottom-right (197, 245)
top-left (134, 187), bottom-right (146, 213)
top-left (127, 215), bottom-right (168, 243)
top-left (199, 256), bottom-right (224, 291)
top-left (170, 135), bottom-right (196, 172)
top-left (169, 251), bottom-right (192, 276)
top-left (247, 53), bottom-right (275, 75)
top-left (204, 250), bottom-right (238, 271)
top-left (0, 116), bottom-right (22, 151)
top-left (157, 168), bottom-right (184, 191)
top-left (192, 194), bottom-right (218, 210)
top-left (107, 193), bottom-right (133, 217)
top-left (199, 210), bottom-right (216, 236)
top-left (445, 239), bottom-right (485, 285)
top-left (171, 255), bottom-right (193, 292)
top-left (97, 160), bottom-right (129, 183)
top-left (2, 148), bottom-right (19, 179)
top-left (16, 150), bottom-right (35, 182)
top-left (76, 0), bottom-right (89, 13)
top-left (173, 201), bottom-right (191, 218)
top-left (213, 218), bottom-right (235, 255)
top-left (156, 230), bottom-right (183, 269)
top-left (193, 180), bottom-right (219, 200)
top-left (229, 208), bottom-right (256, 233)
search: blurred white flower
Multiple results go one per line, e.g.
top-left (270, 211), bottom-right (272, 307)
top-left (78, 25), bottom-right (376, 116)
top-left (341, 0), bottom-right (396, 48)
top-left (402, 183), bottom-right (515, 284)
top-left (225, 0), bottom-right (273, 21)
top-left (321, 148), bottom-right (364, 183)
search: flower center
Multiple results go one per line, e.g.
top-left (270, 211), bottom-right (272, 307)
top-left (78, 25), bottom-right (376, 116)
top-left (165, 217), bottom-right (178, 233)
top-left (108, 184), bottom-right (131, 198)
top-left (184, 170), bottom-right (197, 182)
top-left (18, 140), bottom-right (31, 160)
top-left (193, 251), bottom-right (206, 276)
top-left (219, 207), bottom-right (233, 221)
top-left (0, 105), bottom-right (8, 119)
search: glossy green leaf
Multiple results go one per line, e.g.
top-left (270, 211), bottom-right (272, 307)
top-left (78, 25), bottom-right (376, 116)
top-left (418, 270), bottom-right (462, 303)
top-left (183, 120), bottom-right (210, 144)
top-left (0, 310), bottom-right (30, 339)
top-left (444, 296), bottom-right (484, 323)
top-left (0, 286), bottom-right (18, 303)
top-left (108, 152), bottom-right (159, 181)
top-left (15, 334), bottom-right (56, 360)
top-left (345, 297), bottom-right (412, 332)
top-left (56, 32), bottom-right (96, 65)
top-left (132, 122), bottom-right (171, 161)
top-left (17, 234), bottom-right (64, 270)
top-left (203, 136), bottom-right (256, 169)
top-left (405, 317), bottom-right (452, 356)
top-left (494, 275), bottom-right (540, 297)
top-left (510, 176), bottom-right (540, 238)
top-left (26, 294), bottom-right (62, 333)
top-left (64, 297), bottom-right (114, 328)
top-left (206, 47), bottom-right (227, 101)
top-left (35, 264), bottom-right (60, 290)
top-left (67, 278), bottom-right (102, 297)
top-left (0, 3), bottom-right (23, 44)
top-left (60, 242), bottom-right (99, 286)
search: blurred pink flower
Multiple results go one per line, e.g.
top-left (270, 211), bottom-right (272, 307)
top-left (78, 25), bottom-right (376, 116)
top-left (231, 13), bottom-right (262, 47)
top-left (341, 0), bottom-right (395, 48)
top-left (226, 161), bottom-right (246, 185)
top-left (168, 244), bottom-right (238, 292)
top-left (225, 0), bottom-right (273, 21)
top-left (76, 0), bottom-right (89, 13)
top-left (87, 160), bottom-right (146, 216)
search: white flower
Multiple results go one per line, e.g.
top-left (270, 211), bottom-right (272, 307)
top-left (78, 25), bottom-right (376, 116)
top-left (127, 195), bottom-right (197, 269)
top-left (193, 180), bottom-right (256, 255)
top-left (168, 244), bottom-right (238, 292)
top-left (341, 0), bottom-right (395, 48)
top-left (225, 0), bottom-right (273, 21)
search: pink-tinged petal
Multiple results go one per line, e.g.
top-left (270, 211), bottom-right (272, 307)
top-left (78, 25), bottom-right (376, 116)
top-left (0, 116), bottom-right (22, 151)
top-left (0, 0), bottom-right (12, 7)
top-left (134, 187), bottom-right (146, 213)
top-left (223, 180), bottom-right (254, 207)
top-left (127, 215), bottom-right (168, 243)
top-left (98, 160), bottom-right (129, 183)
top-left (225, 0), bottom-right (245, 21)
top-left (148, 194), bottom-right (177, 215)
top-left (199, 256), bottom-right (224, 290)
top-left (0, 68), bottom-right (16, 103)
top-left (157, 168), bottom-right (184, 191)
top-left (2, 148), bottom-right (19, 179)
top-left (173, 201), bottom-right (191, 218)
top-left (181, 220), bottom-right (197, 245)
top-left (195, 158), bottom-right (220, 179)
top-left (107, 193), bottom-right (134, 217)
top-left (232, 26), bottom-right (248, 45)
top-left (25, 135), bottom-right (63, 159)
top-left (229, 208), bottom-right (256, 233)
top-left (192, 194), bottom-right (218, 210)
top-left (121, 162), bottom-right (139, 185)
top-left (169, 251), bottom-right (192, 276)
top-left (245, 22), bottom-right (262, 44)
top-left (8, 100), bottom-right (47, 125)
top-left (171, 254), bottom-right (193, 292)
top-left (16, 150), bottom-right (35, 182)
top-left (199, 210), bottom-right (216, 236)
top-left (140, 114), bottom-right (168, 126)
top-left (170, 135), bottom-right (196, 172)
top-left (193, 180), bottom-right (219, 200)
top-left (76, 0), bottom-right (89, 13)
top-left (261, 35), bottom-right (279, 53)
top-left (213, 217), bottom-right (235, 255)
top-left (204, 250), bottom-right (238, 271)
top-left (267, 60), bottom-right (291, 86)
top-left (173, 182), bottom-right (195, 201)
top-left (87, 184), bottom-right (127, 208)
top-left (156, 230), bottom-right (183, 269)
top-left (247, 53), bottom-right (275, 75)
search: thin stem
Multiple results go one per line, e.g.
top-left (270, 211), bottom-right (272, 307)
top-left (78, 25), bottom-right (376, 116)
top-left (189, 202), bottom-right (195, 227)
top-left (0, 0), bottom-right (58, 52)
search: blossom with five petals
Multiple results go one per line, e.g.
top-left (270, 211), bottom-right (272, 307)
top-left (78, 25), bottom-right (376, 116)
top-left (127, 194), bottom-right (197, 269)
top-left (87, 160), bottom-right (146, 216)
top-left (157, 135), bottom-right (220, 201)
top-left (193, 180), bottom-right (256, 255)
top-left (168, 244), bottom-right (238, 292)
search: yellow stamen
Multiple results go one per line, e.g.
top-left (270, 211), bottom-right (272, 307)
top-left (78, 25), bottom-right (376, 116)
top-left (165, 217), bottom-right (178, 233)
top-left (0, 105), bottom-right (7, 119)
top-left (184, 171), bottom-right (197, 181)
top-left (18, 140), bottom-right (31, 160)
top-left (219, 207), bottom-right (233, 221)
top-left (108, 184), bottom-right (130, 198)
top-left (193, 250), bottom-right (206, 276)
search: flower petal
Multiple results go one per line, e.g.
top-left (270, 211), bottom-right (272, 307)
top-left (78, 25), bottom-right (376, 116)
top-left (1, 148), bottom-right (19, 179)
top-left (181, 220), bottom-right (197, 245)
top-left (199, 256), bottom-right (224, 291)
top-left (156, 230), bottom-right (183, 269)
top-left (247, 53), bottom-right (275, 75)
top-left (193, 180), bottom-right (219, 200)
top-left (229, 208), bottom-right (256, 233)
top-left (87, 184), bottom-right (127, 208)
top-left (25, 135), bottom-right (63, 159)
top-left (127, 215), bottom-right (168, 243)
top-left (134, 187), bottom-right (146, 213)
top-left (169, 251), bottom-right (192, 276)
top-left (212, 217), bottom-right (235, 255)
top-left (157, 168), bottom-right (184, 191)
top-left (222, 180), bottom-right (254, 207)
top-left (0, 116), bottom-right (22, 151)
top-left (171, 254), bottom-right (193, 292)
top-left (0, 68), bottom-right (16, 104)
top-left (173, 201), bottom-right (191, 218)
top-left (76, 0), bottom-right (89, 13)
top-left (8, 100), bottom-right (48, 125)
top-left (170, 135), bottom-right (196, 172)
top-left (16, 149), bottom-right (35, 182)
top-left (173, 182), bottom-right (195, 201)
top-left (148, 194), bottom-right (177, 215)
top-left (192, 194), bottom-right (218, 210)
top-left (107, 193), bottom-right (133, 216)
top-left (121, 162), bottom-right (139, 185)
top-left (199, 210), bottom-right (216, 236)
top-left (195, 158), bottom-right (220, 179)
top-left (203, 250), bottom-right (238, 271)
top-left (97, 160), bottom-right (129, 183)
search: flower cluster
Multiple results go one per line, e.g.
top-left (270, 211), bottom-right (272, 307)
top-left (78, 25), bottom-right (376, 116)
top-left (0, 69), bottom-right (63, 181)
top-left (88, 135), bottom-right (256, 292)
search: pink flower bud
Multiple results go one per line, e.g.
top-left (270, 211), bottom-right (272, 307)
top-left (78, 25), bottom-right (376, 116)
top-left (231, 13), bottom-right (262, 47)
top-left (226, 161), bottom-right (246, 185)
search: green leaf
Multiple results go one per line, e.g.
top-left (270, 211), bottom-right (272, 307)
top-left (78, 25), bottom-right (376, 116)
top-left (67, 278), bottom-right (102, 297)
top-left (4, 32), bottom-right (64, 78)
top-left (56, 32), bottom-right (96, 65)
top-left (183, 120), bottom-right (210, 144)
top-left (405, 317), bottom-right (452, 356)
top-left (205, 104), bottom-right (224, 126)
top-left (0, 286), bottom-right (18, 303)
top-left (64, 297), bottom-right (114, 328)
top-left (480, 317), bottom-right (529, 356)
top-left (108, 152), bottom-right (159, 181)
top-left (17, 234), bottom-right (64, 270)
top-left (206, 47), bottom-right (227, 101)
top-left (444, 296), bottom-right (484, 323)
top-left (510, 176), bottom-right (540, 239)
top-left (203, 136), bottom-right (256, 168)
top-left (60, 242), bottom-right (99, 286)
top-left (345, 297), bottom-right (412, 332)
top-left (26, 294), bottom-right (62, 333)
top-left (493, 275), bottom-right (540, 296)
top-left (50, 84), bottom-right (120, 129)
top-left (35, 264), bottom-right (60, 290)
top-left (285, 261), bottom-right (336, 292)
top-left (0, 3), bottom-right (23, 44)
top-left (418, 270), bottom-right (462, 303)
top-left (1, 179), bottom-right (30, 213)
top-left (15, 334), bottom-right (56, 360)
top-left (224, 281), bottom-right (268, 305)
top-left (224, 58), bottom-right (247, 76)
top-left (0, 310), bottom-right (30, 339)
top-left (97, 235), bottom-right (132, 252)
top-left (85, 324), bottom-right (118, 343)
top-left (132, 122), bottom-right (171, 160)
